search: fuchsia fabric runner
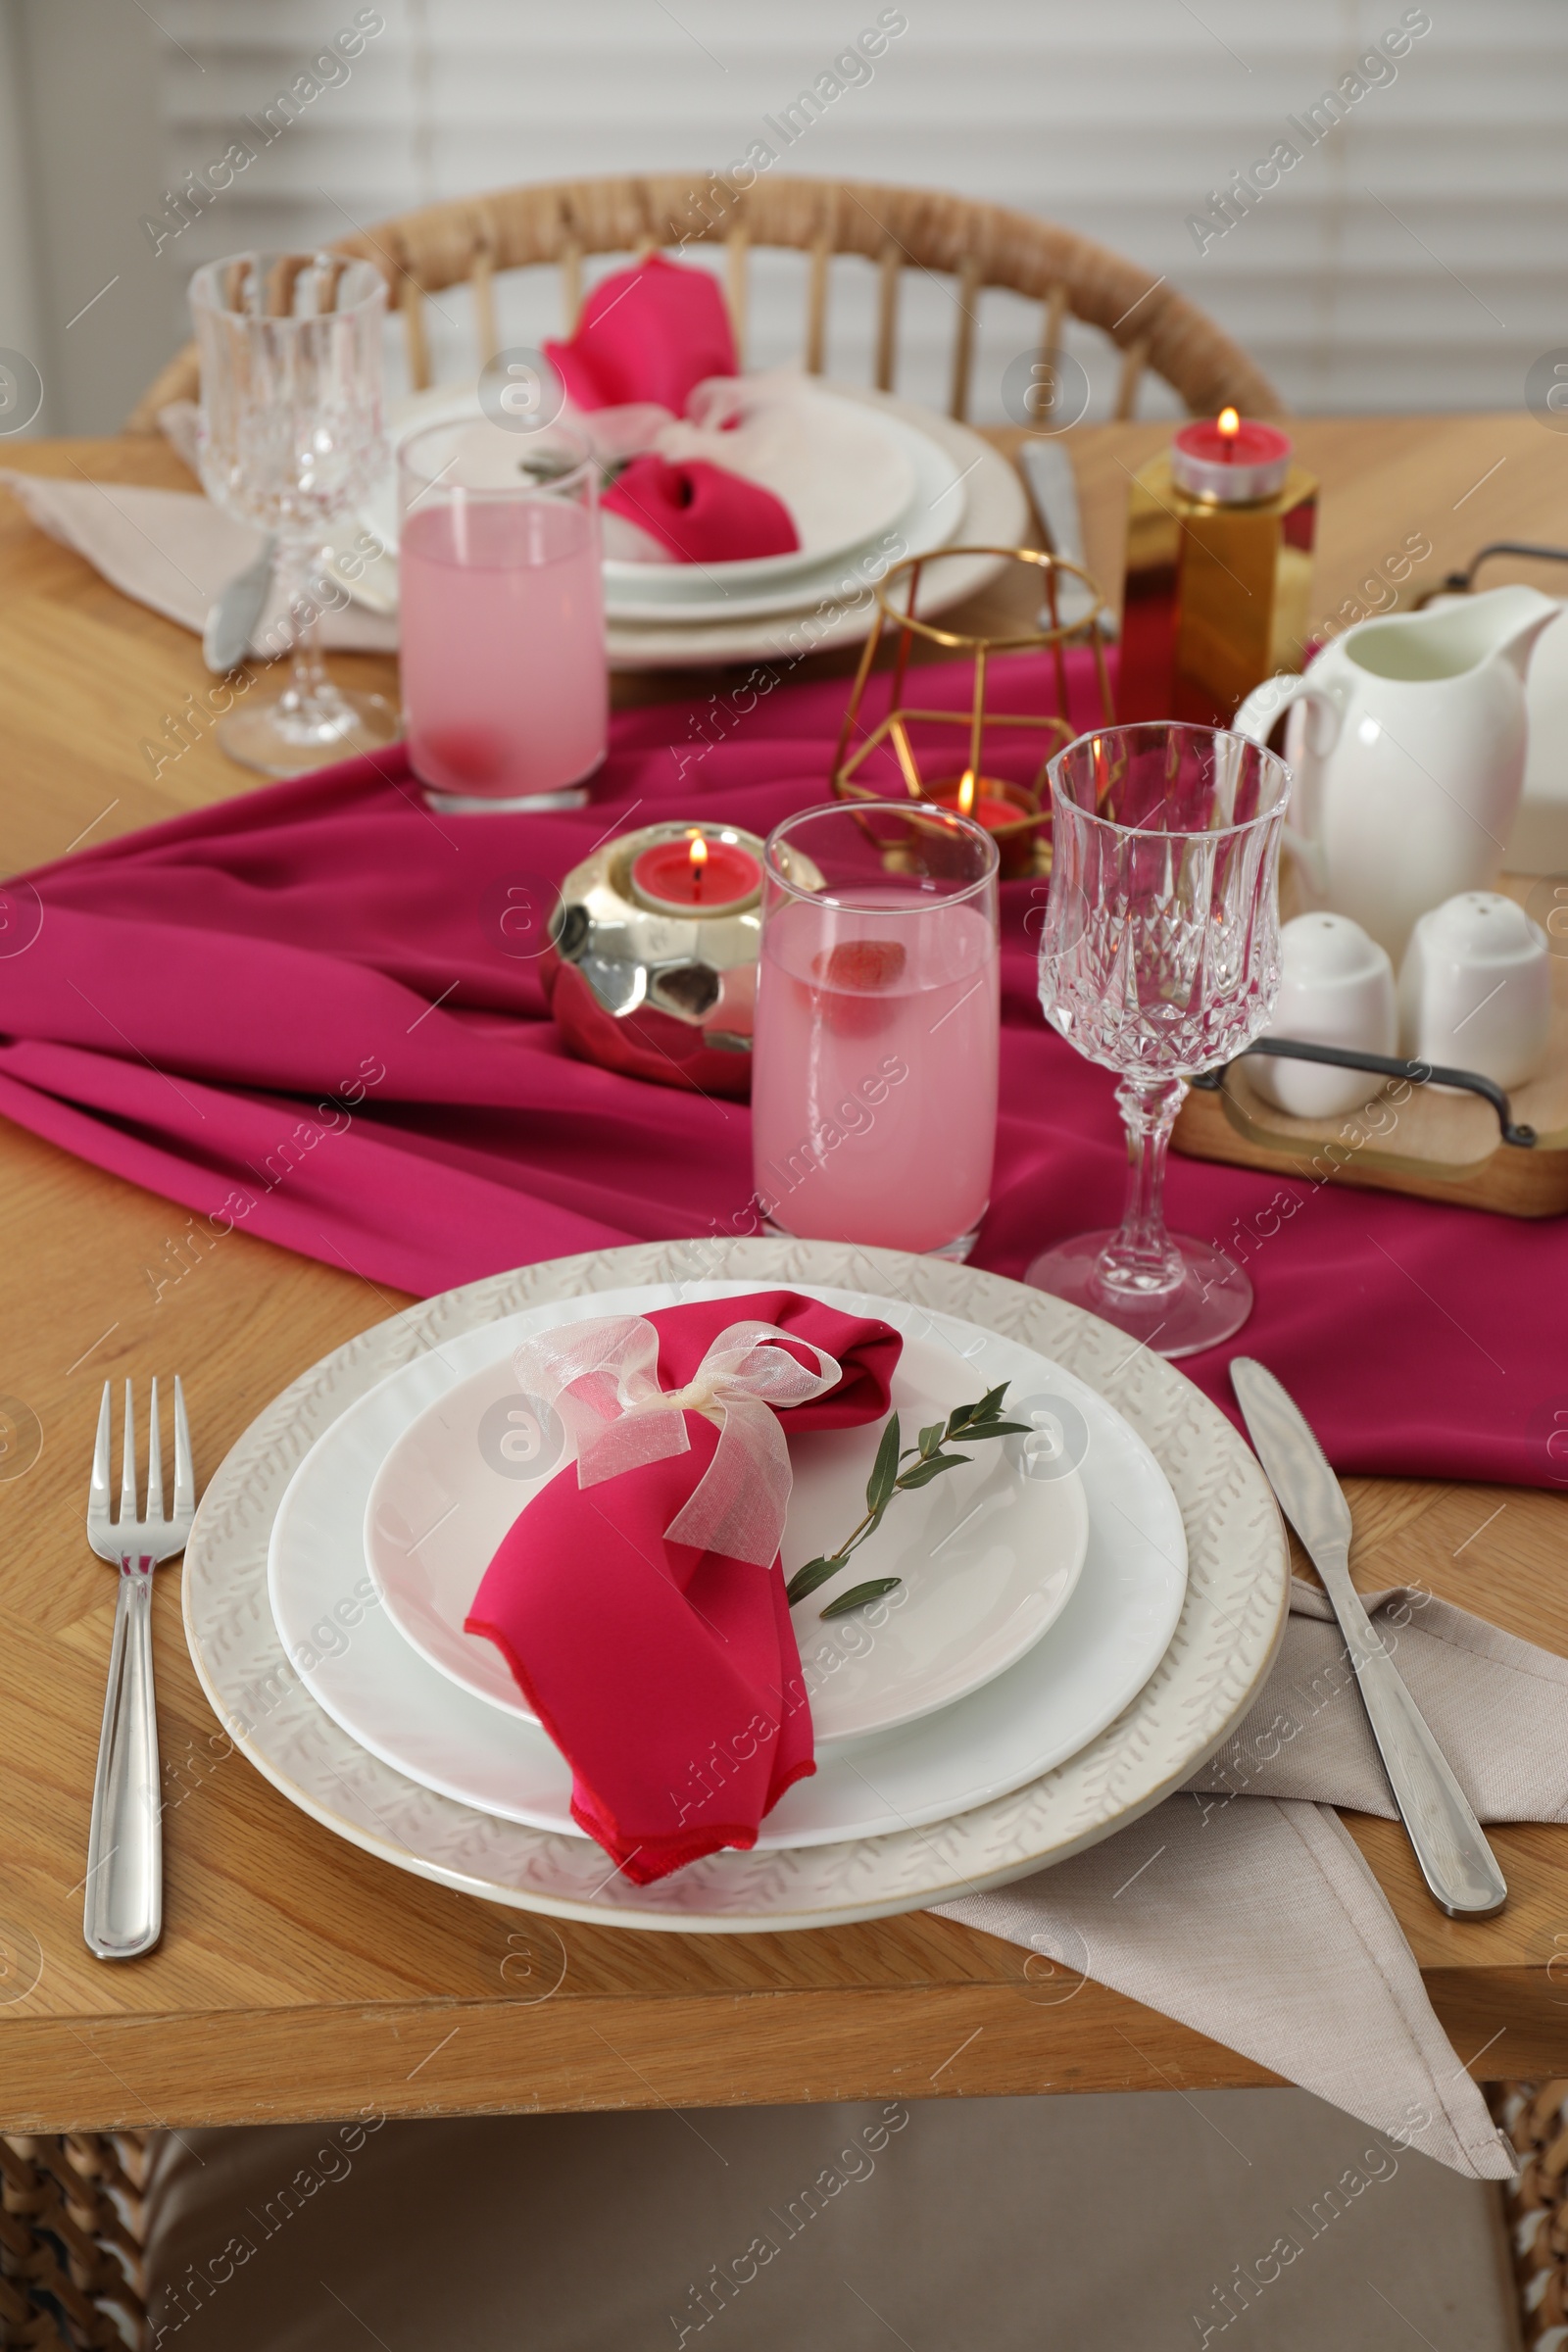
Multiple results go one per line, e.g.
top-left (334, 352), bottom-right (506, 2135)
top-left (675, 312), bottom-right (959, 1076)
top-left (0, 648), bottom-right (1556, 1488)
top-left (466, 1292), bottom-right (901, 1882)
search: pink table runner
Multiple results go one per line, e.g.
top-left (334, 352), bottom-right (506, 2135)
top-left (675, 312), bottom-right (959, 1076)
top-left (0, 651), bottom-right (1555, 1486)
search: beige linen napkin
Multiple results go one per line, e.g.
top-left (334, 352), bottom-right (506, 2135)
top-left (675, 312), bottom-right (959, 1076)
top-left (0, 468), bottom-right (397, 657)
top-left (940, 1579), bottom-right (1568, 2180)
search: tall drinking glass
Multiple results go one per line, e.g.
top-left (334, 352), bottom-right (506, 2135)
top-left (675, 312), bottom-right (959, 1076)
top-left (189, 251), bottom-right (398, 775)
top-left (753, 802), bottom-right (1001, 1258)
top-left (399, 418), bottom-right (607, 811)
top-left (1027, 722), bottom-right (1291, 1356)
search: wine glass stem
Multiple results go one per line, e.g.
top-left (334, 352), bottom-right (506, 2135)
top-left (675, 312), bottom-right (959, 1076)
top-left (276, 537), bottom-right (336, 718)
top-left (1103, 1074), bottom-right (1189, 1292)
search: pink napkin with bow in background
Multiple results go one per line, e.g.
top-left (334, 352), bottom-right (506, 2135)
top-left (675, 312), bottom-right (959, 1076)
top-left (466, 1292), bottom-right (901, 1883)
top-left (0, 642), bottom-right (1561, 1492)
top-left (544, 254), bottom-right (800, 564)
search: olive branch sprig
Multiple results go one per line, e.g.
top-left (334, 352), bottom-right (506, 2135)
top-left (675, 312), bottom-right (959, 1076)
top-left (785, 1384), bottom-right (1032, 1621)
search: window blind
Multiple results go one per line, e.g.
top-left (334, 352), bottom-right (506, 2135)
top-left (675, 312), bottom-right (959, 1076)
top-left (146, 0), bottom-right (1568, 419)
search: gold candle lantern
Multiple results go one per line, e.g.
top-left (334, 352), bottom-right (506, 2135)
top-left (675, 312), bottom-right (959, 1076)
top-left (830, 548), bottom-right (1115, 879)
top-left (1119, 410), bottom-right (1317, 728)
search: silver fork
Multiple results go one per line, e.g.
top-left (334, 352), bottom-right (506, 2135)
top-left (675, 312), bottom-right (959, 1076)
top-left (84, 1378), bottom-right (195, 1960)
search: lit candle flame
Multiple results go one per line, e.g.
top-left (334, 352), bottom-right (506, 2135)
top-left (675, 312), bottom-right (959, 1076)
top-left (1217, 407), bottom-right (1240, 439)
top-left (956, 768), bottom-right (977, 817)
top-left (688, 833), bottom-right (709, 893)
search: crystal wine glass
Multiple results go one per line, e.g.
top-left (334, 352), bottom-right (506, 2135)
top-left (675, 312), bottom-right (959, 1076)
top-left (189, 251), bottom-right (399, 775)
top-left (1026, 722), bottom-right (1291, 1357)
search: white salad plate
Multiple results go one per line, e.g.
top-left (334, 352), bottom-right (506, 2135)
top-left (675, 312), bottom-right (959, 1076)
top-left (267, 1285), bottom-right (1184, 1849)
top-left (601, 383), bottom-right (920, 593)
top-left (358, 1292), bottom-right (1090, 1743)
top-left (187, 1239), bottom-right (1289, 1934)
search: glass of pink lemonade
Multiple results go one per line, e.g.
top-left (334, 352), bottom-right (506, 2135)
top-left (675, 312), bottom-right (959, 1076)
top-left (398, 418), bottom-right (607, 811)
top-left (753, 801), bottom-right (1001, 1258)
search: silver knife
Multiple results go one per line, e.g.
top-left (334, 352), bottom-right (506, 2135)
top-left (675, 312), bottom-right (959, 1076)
top-left (1017, 439), bottom-right (1118, 639)
top-left (202, 533), bottom-right (275, 672)
top-left (1230, 1356), bottom-right (1506, 1919)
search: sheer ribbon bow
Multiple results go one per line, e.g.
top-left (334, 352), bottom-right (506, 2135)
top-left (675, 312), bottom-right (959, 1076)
top-left (511, 1314), bottom-right (842, 1568)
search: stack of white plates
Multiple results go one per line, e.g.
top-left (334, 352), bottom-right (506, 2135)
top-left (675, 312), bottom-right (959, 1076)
top-left (182, 1241), bottom-right (1291, 1936)
top-left (349, 382), bottom-right (1030, 672)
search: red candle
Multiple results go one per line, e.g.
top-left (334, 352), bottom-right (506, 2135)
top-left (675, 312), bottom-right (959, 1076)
top-left (630, 828), bottom-right (761, 913)
top-left (928, 774), bottom-right (1037, 878)
top-left (1171, 412), bottom-right (1292, 504)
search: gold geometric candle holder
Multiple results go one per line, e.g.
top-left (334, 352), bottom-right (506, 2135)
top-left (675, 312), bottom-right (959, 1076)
top-left (830, 548), bottom-right (1116, 878)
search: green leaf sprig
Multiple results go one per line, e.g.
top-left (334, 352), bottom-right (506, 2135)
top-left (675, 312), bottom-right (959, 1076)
top-left (785, 1384), bottom-right (1033, 1621)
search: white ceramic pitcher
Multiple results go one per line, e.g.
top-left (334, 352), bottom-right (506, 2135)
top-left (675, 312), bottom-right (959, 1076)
top-left (1232, 584), bottom-right (1559, 961)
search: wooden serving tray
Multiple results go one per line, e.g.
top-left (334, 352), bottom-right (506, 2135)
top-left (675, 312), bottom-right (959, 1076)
top-left (1173, 880), bottom-right (1568, 1218)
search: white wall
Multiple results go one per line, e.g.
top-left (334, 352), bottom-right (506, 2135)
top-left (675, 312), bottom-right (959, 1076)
top-left (0, 0), bottom-right (45, 430)
top-left (8, 0), bottom-right (1568, 429)
top-left (3, 0), bottom-right (187, 435)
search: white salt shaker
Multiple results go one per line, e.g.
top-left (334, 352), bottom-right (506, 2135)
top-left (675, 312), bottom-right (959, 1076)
top-left (1248, 912), bottom-right (1397, 1118)
top-left (1398, 891), bottom-right (1551, 1089)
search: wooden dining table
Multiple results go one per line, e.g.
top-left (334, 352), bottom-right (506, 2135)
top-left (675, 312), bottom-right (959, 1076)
top-left (2, 409), bottom-right (1567, 2135)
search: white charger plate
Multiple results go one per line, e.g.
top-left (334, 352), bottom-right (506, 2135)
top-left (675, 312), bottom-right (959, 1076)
top-left (268, 1286), bottom-right (1184, 1848)
top-left (359, 1291), bottom-right (1088, 1743)
top-left (185, 1239), bottom-right (1289, 1933)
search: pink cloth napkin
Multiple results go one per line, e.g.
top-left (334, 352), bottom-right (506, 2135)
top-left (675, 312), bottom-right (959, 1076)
top-left (466, 1291), bottom-right (901, 1883)
top-left (603, 453), bottom-right (798, 566)
top-left (0, 644), bottom-right (1558, 1489)
top-left (545, 253), bottom-right (738, 416)
top-left (545, 254), bottom-right (800, 563)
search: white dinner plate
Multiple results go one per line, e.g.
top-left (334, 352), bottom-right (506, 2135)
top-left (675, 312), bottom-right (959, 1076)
top-left (359, 1293), bottom-right (1088, 1744)
top-left (186, 1238), bottom-right (1289, 1933)
top-left (268, 1286), bottom-right (1184, 1849)
top-left (368, 380), bottom-right (925, 591)
top-left (603, 395), bottom-right (1027, 669)
top-left (600, 410), bottom-right (962, 621)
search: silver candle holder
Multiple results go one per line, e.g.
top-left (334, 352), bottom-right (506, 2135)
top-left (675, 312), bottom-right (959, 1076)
top-left (540, 820), bottom-right (767, 1098)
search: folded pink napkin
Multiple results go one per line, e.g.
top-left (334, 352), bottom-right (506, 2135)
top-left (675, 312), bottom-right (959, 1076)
top-left (545, 253), bottom-right (739, 416)
top-left (602, 453), bottom-right (798, 565)
top-left (466, 1291), bottom-right (902, 1883)
top-left (545, 256), bottom-right (801, 564)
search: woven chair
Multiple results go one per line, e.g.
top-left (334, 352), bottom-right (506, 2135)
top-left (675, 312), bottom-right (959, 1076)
top-left (2, 2096), bottom-right (1554, 2345)
top-left (0, 2133), bottom-right (147, 2350)
top-left (1494, 2080), bottom-right (1568, 2345)
top-left (127, 171), bottom-right (1281, 430)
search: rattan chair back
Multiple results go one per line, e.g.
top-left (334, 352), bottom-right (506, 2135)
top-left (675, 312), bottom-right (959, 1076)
top-left (127, 172), bottom-right (1281, 430)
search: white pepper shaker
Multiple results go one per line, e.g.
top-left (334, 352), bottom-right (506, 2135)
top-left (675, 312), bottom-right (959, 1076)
top-left (1248, 912), bottom-right (1397, 1118)
top-left (1398, 892), bottom-right (1551, 1089)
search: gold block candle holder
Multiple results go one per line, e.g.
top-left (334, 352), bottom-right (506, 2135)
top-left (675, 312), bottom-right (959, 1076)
top-left (830, 547), bottom-right (1115, 879)
top-left (1119, 413), bottom-right (1317, 728)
